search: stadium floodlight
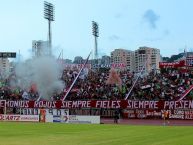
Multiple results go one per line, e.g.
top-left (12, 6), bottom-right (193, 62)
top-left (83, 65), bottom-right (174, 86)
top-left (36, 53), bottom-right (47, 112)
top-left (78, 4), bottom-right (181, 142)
top-left (44, 1), bottom-right (55, 56)
top-left (92, 21), bottom-right (99, 37)
top-left (44, 1), bottom-right (55, 21)
top-left (92, 21), bottom-right (99, 69)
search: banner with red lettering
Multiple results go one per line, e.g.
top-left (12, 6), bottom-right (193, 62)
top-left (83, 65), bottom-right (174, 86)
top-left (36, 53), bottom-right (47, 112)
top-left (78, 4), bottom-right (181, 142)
top-left (159, 60), bottom-right (185, 68)
top-left (111, 63), bottom-right (126, 68)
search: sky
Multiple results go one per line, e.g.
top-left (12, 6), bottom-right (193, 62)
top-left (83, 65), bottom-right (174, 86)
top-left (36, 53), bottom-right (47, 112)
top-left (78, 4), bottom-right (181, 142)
top-left (1, 0), bottom-right (193, 60)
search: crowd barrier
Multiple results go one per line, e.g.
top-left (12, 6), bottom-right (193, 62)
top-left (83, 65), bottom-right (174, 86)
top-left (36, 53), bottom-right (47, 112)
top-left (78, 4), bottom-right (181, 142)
top-left (1, 100), bottom-right (193, 120)
top-left (0, 115), bottom-right (39, 122)
top-left (0, 114), bottom-right (100, 124)
top-left (0, 107), bottom-right (100, 124)
top-left (50, 115), bottom-right (100, 124)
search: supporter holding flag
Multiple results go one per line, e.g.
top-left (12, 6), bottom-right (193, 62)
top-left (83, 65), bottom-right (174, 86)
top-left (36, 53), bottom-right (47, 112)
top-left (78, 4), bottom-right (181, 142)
top-left (22, 91), bottom-right (30, 100)
top-left (106, 68), bottom-right (122, 87)
top-left (79, 68), bottom-right (89, 80)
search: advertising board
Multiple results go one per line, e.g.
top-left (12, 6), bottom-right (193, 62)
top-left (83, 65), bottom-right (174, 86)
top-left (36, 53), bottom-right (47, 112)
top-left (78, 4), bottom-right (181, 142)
top-left (68, 115), bottom-right (100, 124)
top-left (0, 115), bottom-right (39, 122)
top-left (53, 115), bottom-right (69, 123)
top-left (52, 115), bottom-right (100, 124)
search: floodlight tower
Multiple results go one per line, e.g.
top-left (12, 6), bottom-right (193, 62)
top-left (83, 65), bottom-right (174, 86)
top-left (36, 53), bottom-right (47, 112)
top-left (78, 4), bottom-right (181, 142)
top-left (92, 21), bottom-right (99, 60)
top-left (44, 1), bottom-right (55, 56)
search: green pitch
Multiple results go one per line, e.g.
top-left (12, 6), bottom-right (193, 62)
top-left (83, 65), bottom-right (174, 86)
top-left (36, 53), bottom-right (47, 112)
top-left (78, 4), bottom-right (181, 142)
top-left (0, 122), bottom-right (193, 145)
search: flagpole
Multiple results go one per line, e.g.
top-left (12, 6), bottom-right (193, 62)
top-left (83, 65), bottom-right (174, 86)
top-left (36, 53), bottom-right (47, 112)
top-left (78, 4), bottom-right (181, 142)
top-left (62, 51), bottom-right (92, 101)
top-left (124, 58), bottom-right (148, 100)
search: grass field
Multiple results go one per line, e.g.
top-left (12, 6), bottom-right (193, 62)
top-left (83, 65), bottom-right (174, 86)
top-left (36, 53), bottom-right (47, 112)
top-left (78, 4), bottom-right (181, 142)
top-left (0, 122), bottom-right (193, 145)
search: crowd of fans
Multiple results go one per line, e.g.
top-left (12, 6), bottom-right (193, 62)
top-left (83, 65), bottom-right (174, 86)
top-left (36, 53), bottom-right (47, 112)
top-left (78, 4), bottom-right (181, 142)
top-left (63, 68), bottom-right (193, 101)
top-left (1, 67), bottom-right (193, 101)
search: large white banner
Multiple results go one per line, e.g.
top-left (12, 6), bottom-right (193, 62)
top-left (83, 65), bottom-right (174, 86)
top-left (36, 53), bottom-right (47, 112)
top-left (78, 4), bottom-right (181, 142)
top-left (69, 115), bottom-right (100, 124)
top-left (53, 115), bottom-right (69, 123)
top-left (52, 109), bottom-right (69, 123)
top-left (52, 115), bottom-right (100, 124)
top-left (0, 115), bottom-right (39, 122)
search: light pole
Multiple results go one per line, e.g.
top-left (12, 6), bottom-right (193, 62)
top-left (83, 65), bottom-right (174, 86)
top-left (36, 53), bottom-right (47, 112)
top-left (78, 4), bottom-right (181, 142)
top-left (44, 1), bottom-right (55, 56)
top-left (92, 21), bottom-right (99, 70)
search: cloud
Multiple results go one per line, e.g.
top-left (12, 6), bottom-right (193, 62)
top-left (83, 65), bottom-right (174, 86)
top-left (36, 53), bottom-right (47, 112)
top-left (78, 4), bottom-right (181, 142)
top-left (109, 35), bottom-right (121, 41)
top-left (163, 29), bottom-right (170, 36)
top-left (114, 13), bottom-right (122, 19)
top-left (143, 9), bottom-right (160, 29)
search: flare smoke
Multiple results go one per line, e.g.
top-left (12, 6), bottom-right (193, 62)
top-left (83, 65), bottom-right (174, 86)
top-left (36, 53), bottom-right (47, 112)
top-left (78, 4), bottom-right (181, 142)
top-left (14, 56), bottom-right (64, 100)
